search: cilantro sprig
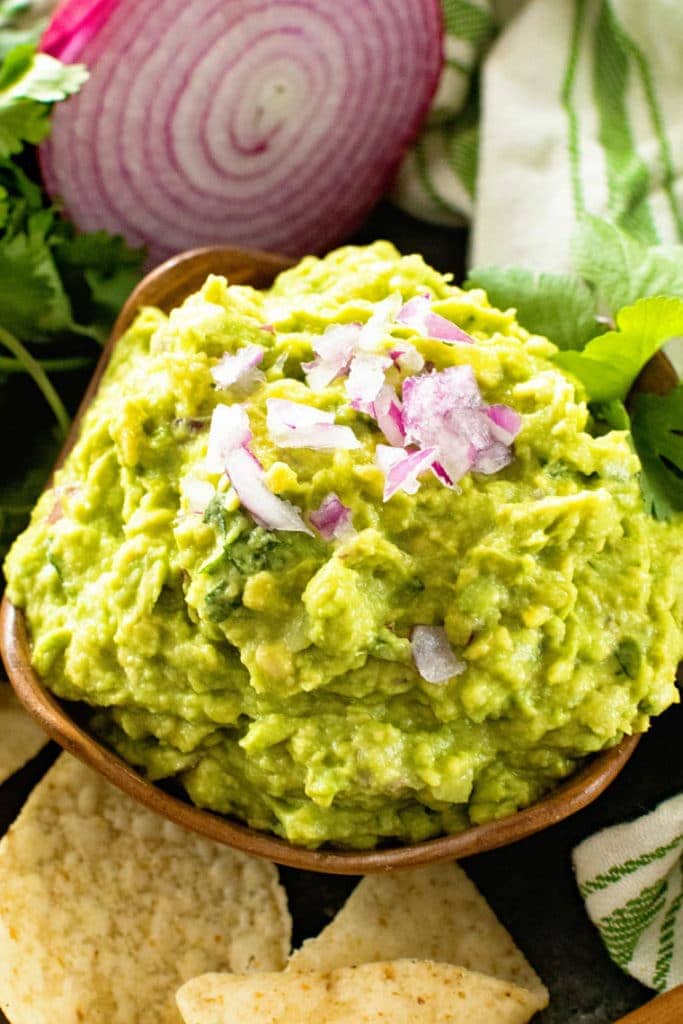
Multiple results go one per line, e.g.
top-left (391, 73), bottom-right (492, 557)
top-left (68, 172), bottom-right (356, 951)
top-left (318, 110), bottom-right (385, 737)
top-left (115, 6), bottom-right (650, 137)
top-left (0, 31), bottom-right (144, 577)
top-left (466, 216), bottom-right (683, 521)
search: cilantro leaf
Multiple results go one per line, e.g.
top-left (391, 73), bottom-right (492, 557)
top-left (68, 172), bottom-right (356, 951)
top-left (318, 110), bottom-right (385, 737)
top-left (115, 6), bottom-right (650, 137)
top-left (0, 227), bottom-right (54, 337)
top-left (554, 297), bottom-right (683, 402)
top-left (630, 385), bottom-right (683, 520)
top-left (464, 265), bottom-right (600, 350)
top-left (573, 215), bottom-right (683, 314)
top-left (0, 161), bottom-right (145, 344)
top-left (54, 231), bottom-right (145, 340)
top-left (0, 45), bottom-right (88, 158)
top-left (591, 399), bottom-right (631, 431)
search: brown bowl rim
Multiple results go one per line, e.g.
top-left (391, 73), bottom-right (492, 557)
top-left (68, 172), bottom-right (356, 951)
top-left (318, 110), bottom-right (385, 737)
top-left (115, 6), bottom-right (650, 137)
top-left (2, 243), bottom-right (670, 874)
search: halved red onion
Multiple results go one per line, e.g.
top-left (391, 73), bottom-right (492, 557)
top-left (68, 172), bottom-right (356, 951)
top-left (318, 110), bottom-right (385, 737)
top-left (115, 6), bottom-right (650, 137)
top-left (309, 493), bottom-right (353, 540)
top-left (411, 625), bottom-right (465, 684)
top-left (40, 0), bottom-right (443, 264)
top-left (206, 403), bottom-right (252, 473)
top-left (376, 444), bottom-right (438, 500)
top-left (211, 344), bottom-right (265, 390)
top-left (266, 397), bottom-right (360, 450)
top-left (398, 295), bottom-right (474, 344)
top-left (224, 447), bottom-right (313, 534)
top-left (303, 323), bottom-right (361, 392)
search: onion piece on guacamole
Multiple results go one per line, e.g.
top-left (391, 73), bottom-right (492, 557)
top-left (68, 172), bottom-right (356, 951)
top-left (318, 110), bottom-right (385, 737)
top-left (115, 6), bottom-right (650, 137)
top-left (5, 242), bottom-right (683, 849)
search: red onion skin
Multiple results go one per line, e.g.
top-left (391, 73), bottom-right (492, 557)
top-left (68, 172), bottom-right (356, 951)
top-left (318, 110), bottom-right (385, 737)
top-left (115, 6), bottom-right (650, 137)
top-left (39, 0), bottom-right (444, 264)
top-left (42, 0), bottom-right (119, 59)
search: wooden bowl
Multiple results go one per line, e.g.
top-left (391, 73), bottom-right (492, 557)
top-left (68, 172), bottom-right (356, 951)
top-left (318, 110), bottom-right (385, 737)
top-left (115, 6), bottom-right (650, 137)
top-left (1, 245), bottom-right (673, 875)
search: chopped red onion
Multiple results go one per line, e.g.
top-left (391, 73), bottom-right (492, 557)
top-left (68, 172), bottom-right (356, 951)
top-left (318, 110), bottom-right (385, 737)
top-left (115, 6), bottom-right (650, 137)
top-left (411, 625), bottom-right (465, 683)
top-left (375, 444), bottom-right (415, 491)
top-left (373, 383), bottom-right (406, 446)
top-left (389, 342), bottom-right (425, 374)
top-left (402, 366), bottom-right (520, 483)
top-left (266, 398), bottom-right (360, 450)
top-left (398, 295), bottom-right (474, 344)
top-left (431, 460), bottom-right (454, 486)
top-left (346, 353), bottom-right (392, 411)
top-left (303, 323), bottom-right (360, 392)
top-left (40, 0), bottom-right (442, 263)
top-left (184, 479), bottom-right (215, 515)
top-left (211, 344), bottom-right (265, 390)
top-left (205, 404), bottom-right (252, 473)
top-left (357, 294), bottom-right (403, 352)
top-left (224, 447), bottom-right (313, 535)
top-left (486, 404), bottom-right (522, 445)
top-left (309, 493), bottom-right (353, 540)
top-left (376, 444), bottom-right (438, 500)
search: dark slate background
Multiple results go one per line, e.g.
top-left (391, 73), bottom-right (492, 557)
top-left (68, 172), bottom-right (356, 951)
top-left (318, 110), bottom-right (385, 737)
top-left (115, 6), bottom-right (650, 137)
top-left (1, 203), bottom-right (678, 1024)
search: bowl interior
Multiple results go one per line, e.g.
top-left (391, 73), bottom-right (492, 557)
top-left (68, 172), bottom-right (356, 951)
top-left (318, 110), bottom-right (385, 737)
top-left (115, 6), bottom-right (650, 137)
top-left (0, 245), bottom-right (663, 874)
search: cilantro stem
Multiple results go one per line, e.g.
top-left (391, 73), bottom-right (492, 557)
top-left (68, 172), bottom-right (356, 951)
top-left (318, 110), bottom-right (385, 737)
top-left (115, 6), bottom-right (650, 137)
top-left (0, 355), bottom-right (91, 373)
top-left (0, 325), bottom-right (70, 436)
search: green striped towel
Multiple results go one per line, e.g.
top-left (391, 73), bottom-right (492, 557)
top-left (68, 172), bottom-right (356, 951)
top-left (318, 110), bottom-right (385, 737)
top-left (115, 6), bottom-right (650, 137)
top-left (398, 0), bottom-right (683, 371)
top-left (401, 0), bottom-right (683, 260)
top-left (471, 0), bottom-right (683, 271)
top-left (391, 0), bottom-right (517, 226)
top-left (573, 795), bottom-right (683, 993)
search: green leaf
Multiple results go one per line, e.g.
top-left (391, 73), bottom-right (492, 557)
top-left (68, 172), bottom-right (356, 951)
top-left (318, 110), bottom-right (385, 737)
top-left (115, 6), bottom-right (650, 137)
top-left (591, 399), bottom-right (631, 431)
top-left (54, 230), bottom-right (145, 338)
top-left (0, 94), bottom-right (47, 154)
top-left (630, 385), bottom-right (683, 520)
top-left (573, 215), bottom-right (683, 314)
top-left (464, 265), bottom-right (600, 350)
top-left (0, 46), bottom-right (88, 158)
top-left (554, 296), bottom-right (683, 403)
top-left (0, 228), bottom-right (54, 337)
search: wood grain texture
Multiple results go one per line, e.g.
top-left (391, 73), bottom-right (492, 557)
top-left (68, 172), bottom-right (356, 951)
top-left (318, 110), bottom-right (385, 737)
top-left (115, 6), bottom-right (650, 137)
top-left (614, 986), bottom-right (683, 1024)
top-left (0, 245), bottom-right (673, 875)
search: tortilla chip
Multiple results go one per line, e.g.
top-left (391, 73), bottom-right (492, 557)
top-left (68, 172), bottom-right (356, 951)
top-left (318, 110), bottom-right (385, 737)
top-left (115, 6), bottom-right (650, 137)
top-left (176, 960), bottom-right (539, 1024)
top-left (0, 754), bottom-right (291, 1024)
top-left (0, 684), bottom-right (46, 785)
top-left (288, 863), bottom-right (548, 1012)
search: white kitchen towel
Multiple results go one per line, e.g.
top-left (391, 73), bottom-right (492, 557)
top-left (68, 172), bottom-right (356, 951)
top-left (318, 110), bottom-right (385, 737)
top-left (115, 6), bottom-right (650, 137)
top-left (391, 0), bottom-right (503, 227)
top-left (472, 0), bottom-right (683, 272)
top-left (573, 794), bottom-right (683, 993)
top-left (401, 1), bottom-right (683, 279)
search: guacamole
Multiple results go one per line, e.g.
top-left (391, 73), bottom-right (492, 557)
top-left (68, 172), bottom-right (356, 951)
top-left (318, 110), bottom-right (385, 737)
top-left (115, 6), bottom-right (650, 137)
top-left (5, 243), bottom-right (683, 848)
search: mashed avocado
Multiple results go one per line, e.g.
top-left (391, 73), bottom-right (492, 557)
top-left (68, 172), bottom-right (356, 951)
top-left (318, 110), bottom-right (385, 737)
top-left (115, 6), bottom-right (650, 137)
top-left (5, 242), bottom-right (683, 848)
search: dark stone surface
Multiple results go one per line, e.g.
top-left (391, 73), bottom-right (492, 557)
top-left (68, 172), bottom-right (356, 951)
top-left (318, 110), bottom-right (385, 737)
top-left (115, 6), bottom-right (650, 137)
top-left (0, 206), bottom-right (675, 1023)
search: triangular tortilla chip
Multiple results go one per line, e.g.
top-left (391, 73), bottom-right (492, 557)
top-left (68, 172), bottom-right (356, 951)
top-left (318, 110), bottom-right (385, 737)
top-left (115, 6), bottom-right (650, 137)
top-left (0, 754), bottom-right (291, 1024)
top-left (0, 685), bottom-right (46, 785)
top-left (176, 960), bottom-right (540, 1024)
top-left (288, 862), bottom-right (547, 1012)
